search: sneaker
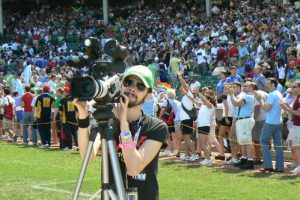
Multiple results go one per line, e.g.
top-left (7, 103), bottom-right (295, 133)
top-left (234, 158), bottom-right (247, 167)
top-left (180, 154), bottom-right (188, 160)
top-left (188, 154), bottom-right (199, 161)
top-left (200, 159), bottom-right (213, 166)
top-left (214, 155), bottom-right (225, 161)
top-left (63, 147), bottom-right (72, 151)
top-left (39, 144), bottom-right (49, 149)
top-left (287, 162), bottom-right (297, 168)
top-left (161, 150), bottom-right (172, 156)
top-left (290, 166), bottom-right (300, 174)
top-left (226, 158), bottom-right (238, 165)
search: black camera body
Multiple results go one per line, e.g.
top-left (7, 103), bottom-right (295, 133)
top-left (67, 38), bottom-right (128, 102)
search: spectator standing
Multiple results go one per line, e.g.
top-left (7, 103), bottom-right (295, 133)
top-left (177, 70), bottom-right (198, 161)
top-left (159, 89), bottom-right (179, 156)
top-left (59, 87), bottom-right (78, 151)
top-left (53, 88), bottom-right (64, 149)
top-left (11, 73), bottom-right (24, 96)
top-left (35, 85), bottom-right (55, 148)
top-left (225, 66), bottom-right (243, 83)
top-left (252, 84), bottom-right (268, 165)
top-left (281, 81), bottom-right (300, 174)
top-left (21, 85), bottom-right (37, 145)
top-left (255, 78), bottom-right (284, 172)
top-left (253, 65), bottom-right (267, 91)
top-left (13, 91), bottom-right (23, 141)
top-left (2, 87), bottom-right (17, 142)
top-left (227, 81), bottom-right (256, 169)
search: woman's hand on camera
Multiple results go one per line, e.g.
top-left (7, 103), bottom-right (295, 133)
top-left (113, 94), bottom-right (129, 122)
top-left (72, 98), bottom-right (89, 119)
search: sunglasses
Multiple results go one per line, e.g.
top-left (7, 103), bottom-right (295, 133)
top-left (122, 79), bottom-right (146, 91)
top-left (292, 86), bottom-right (299, 88)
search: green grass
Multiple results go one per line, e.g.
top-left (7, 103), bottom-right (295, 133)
top-left (0, 142), bottom-right (300, 200)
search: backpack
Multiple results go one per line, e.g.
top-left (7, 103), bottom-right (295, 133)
top-left (160, 99), bottom-right (175, 126)
top-left (4, 97), bottom-right (14, 120)
top-left (181, 103), bottom-right (197, 121)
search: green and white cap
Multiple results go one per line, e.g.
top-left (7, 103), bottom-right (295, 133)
top-left (123, 65), bottom-right (154, 90)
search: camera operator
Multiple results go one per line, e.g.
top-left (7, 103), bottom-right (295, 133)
top-left (73, 65), bottom-right (168, 200)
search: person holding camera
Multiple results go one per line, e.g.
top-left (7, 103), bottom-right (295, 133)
top-left (73, 65), bottom-right (168, 200)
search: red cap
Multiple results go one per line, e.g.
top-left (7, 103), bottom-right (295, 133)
top-left (43, 85), bottom-right (50, 92)
top-left (64, 87), bottom-right (70, 93)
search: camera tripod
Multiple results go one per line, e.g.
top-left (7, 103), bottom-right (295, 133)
top-left (72, 103), bottom-right (126, 200)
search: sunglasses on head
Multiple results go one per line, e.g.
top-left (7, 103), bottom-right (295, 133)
top-left (123, 78), bottom-right (146, 91)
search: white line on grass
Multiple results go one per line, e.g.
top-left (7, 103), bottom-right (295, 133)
top-left (31, 178), bottom-right (100, 199)
top-left (31, 185), bottom-right (93, 197)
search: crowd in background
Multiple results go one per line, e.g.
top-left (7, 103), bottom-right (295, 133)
top-left (1, 0), bottom-right (300, 173)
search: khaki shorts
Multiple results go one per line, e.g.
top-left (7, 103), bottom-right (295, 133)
top-left (3, 118), bottom-right (14, 130)
top-left (290, 125), bottom-right (300, 147)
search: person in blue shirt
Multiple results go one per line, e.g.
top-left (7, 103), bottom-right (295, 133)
top-left (216, 70), bottom-right (227, 99)
top-left (226, 81), bottom-right (256, 169)
top-left (225, 66), bottom-right (242, 83)
top-left (254, 77), bottom-right (284, 172)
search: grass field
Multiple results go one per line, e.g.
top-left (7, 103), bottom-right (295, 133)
top-left (1, 142), bottom-right (300, 200)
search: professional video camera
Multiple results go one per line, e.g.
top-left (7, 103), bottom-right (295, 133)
top-left (66, 37), bottom-right (128, 101)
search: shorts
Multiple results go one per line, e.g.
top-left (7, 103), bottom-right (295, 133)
top-left (289, 125), bottom-right (300, 147)
top-left (197, 126), bottom-right (210, 135)
top-left (16, 111), bottom-right (24, 121)
top-left (219, 117), bottom-right (233, 126)
top-left (168, 125), bottom-right (175, 133)
top-left (252, 120), bottom-right (265, 141)
top-left (3, 118), bottom-right (14, 130)
top-left (174, 120), bottom-right (181, 132)
top-left (236, 118), bottom-right (255, 145)
top-left (181, 119), bottom-right (194, 135)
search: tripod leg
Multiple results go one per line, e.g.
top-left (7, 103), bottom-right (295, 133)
top-left (73, 141), bottom-right (94, 200)
top-left (106, 127), bottom-right (126, 200)
top-left (101, 138), bottom-right (110, 200)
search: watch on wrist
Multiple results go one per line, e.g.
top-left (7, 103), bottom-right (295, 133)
top-left (120, 130), bottom-right (132, 139)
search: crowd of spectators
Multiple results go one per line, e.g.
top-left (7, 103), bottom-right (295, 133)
top-left (1, 0), bottom-right (300, 173)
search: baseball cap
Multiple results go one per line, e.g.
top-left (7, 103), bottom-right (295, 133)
top-left (123, 65), bottom-right (154, 90)
top-left (43, 85), bottom-right (50, 92)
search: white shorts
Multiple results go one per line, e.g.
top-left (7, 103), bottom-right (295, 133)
top-left (236, 118), bottom-right (255, 145)
top-left (289, 125), bottom-right (300, 147)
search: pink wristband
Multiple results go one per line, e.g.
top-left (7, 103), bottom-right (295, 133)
top-left (119, 142), bottom-right (136, 149)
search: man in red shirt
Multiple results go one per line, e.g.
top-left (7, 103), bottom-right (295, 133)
top-left (228, 41), bottom-right (239, 67)
top-left (282, 81), bottom-right (300, 174)
top-left (217, 42), bottom-right (227, 63)
top-left (21, 85), bottom-right (37, 145)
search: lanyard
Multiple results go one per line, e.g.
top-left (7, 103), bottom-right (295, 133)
top-left (125, 116), bottom-right (143, 189)
top-left (133, 117), bottom-right (143, 144)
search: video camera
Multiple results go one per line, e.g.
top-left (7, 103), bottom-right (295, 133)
top-left (67, 37), bottom-right (128, 102)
